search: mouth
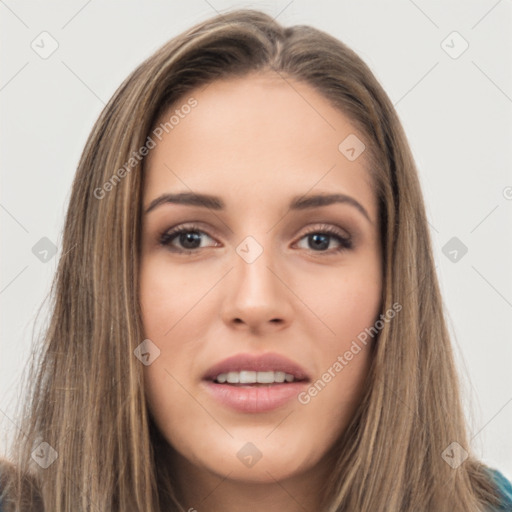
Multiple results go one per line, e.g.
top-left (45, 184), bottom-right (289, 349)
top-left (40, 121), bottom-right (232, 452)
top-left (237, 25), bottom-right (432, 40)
top-left (201, 352), bottom-right (311, 413)
top-left (208, 370), bottom-right (307, 386)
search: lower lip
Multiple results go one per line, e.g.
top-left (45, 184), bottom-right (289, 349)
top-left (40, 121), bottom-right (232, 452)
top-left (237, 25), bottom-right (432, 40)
top-left (202, 380), bottom-right (308, 413)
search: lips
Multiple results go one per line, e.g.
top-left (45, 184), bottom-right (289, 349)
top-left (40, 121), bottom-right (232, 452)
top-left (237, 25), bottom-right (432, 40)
top-left (201, 352), bottom-right (311, 413)
top-left (202, 352), bottom-right (311, 383)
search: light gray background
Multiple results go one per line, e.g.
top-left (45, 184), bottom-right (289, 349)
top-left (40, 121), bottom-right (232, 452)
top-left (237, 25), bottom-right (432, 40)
top-left (1, 0), bottom-right (511, 477)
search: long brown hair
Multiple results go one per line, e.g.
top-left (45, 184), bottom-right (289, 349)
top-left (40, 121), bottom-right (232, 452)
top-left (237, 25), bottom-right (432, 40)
top-left (0, 9), bottom-right (505, 511)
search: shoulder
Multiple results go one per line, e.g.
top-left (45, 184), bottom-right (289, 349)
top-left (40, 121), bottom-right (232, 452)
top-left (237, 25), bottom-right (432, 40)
top-left (486, 467), bottom-right (512, 511)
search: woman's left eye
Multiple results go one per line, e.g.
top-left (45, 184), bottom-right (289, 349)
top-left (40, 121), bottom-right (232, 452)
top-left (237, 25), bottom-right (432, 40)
top-left (159, 224), bottom-right (353, 254)
top-left (296, 226), bottom-right (353, 253)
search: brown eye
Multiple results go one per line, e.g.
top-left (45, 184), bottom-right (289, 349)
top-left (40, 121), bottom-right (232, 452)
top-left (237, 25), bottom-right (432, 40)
top-left (296, 225), bottom-right (353, 253)
top-left (160, 224), bottom-right (218, 253)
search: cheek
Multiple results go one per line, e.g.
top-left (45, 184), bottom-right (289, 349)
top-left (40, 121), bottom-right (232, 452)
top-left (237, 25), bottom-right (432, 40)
top-left (297, 254), bottom-right (381, 407)
top-left (331, 284), bottom-right (381, 340)
top-left (139, 254), bottom-right (213, 340)
top-left (295, 273), bottom-right (379, 430)
top-left (139, 256), bottom-right (179, 334)
top-left (306, 260), bottom-right (382, 343)
top-left (138, 256), bottom-right (206, 392)
top-left (139, 255), bottom-right (216, 433)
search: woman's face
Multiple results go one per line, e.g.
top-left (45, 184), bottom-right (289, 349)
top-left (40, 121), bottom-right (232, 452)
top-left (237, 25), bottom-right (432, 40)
top-left (139, 72), bottom-right (382, 486)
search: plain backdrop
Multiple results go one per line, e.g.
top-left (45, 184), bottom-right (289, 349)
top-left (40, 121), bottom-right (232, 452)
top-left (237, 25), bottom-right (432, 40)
top-left (1, 0), bottom-right (511, 478)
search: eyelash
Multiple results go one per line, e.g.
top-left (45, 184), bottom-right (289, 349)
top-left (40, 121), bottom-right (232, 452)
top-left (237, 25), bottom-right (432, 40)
top-left (159, 223), bottom-right (353, 255)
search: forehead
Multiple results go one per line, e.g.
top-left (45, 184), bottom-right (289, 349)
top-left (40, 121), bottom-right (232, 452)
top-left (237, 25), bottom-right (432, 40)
top-left (143, 72), bottom-right (376, 221)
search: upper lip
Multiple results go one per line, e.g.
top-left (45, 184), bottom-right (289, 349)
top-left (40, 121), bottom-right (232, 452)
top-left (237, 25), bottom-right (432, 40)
top-left (203, 352), bottom-right (311, 382)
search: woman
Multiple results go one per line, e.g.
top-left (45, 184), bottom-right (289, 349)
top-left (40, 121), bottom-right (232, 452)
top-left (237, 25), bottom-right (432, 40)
top-left (1, 9), bottom-right (511, 512)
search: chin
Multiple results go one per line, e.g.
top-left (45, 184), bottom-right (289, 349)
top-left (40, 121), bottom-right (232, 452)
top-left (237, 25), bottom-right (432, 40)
top-left (179, 433), bottom-right (319, 483)
top-left (204, 454), bottom-right (309, 484)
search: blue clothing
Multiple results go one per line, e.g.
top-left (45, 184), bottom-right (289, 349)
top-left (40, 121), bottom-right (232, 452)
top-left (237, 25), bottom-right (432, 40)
top-left (0, 467), bottom-right (510, 511)
top-left (488, 468), bottom-right (512, 511)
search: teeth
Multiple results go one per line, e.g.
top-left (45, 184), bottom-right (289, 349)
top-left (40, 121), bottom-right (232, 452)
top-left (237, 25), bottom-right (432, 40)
top-left (274, 371), bottom-right (286, 383)
top-left (226, 372), bottom-right (240, 384)
top-left (214, 371), bottom-right (296, 384)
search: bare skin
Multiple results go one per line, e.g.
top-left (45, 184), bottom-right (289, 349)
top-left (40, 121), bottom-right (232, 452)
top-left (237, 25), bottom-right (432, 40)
top-left (139, 71), bottom-right (382, 511)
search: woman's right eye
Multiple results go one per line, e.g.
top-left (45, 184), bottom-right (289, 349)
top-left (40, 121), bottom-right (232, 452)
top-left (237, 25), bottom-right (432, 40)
top-left (160, 225), bottom-right (218, 253)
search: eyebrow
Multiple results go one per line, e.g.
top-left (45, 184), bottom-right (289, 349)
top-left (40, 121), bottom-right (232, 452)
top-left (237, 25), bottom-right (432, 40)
top-left (144, 192), bottom-right (371, 223)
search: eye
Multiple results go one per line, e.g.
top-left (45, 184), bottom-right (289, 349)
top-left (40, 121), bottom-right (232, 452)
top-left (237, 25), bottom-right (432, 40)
top-left (295, 224), bottom-right (353, 253)
top-left (159, 223), bottom-right (218, 253)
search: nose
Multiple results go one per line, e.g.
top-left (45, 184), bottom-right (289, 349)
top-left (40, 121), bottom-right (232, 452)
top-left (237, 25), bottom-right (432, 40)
top-left (220, 241), bottom-right (293, 334)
